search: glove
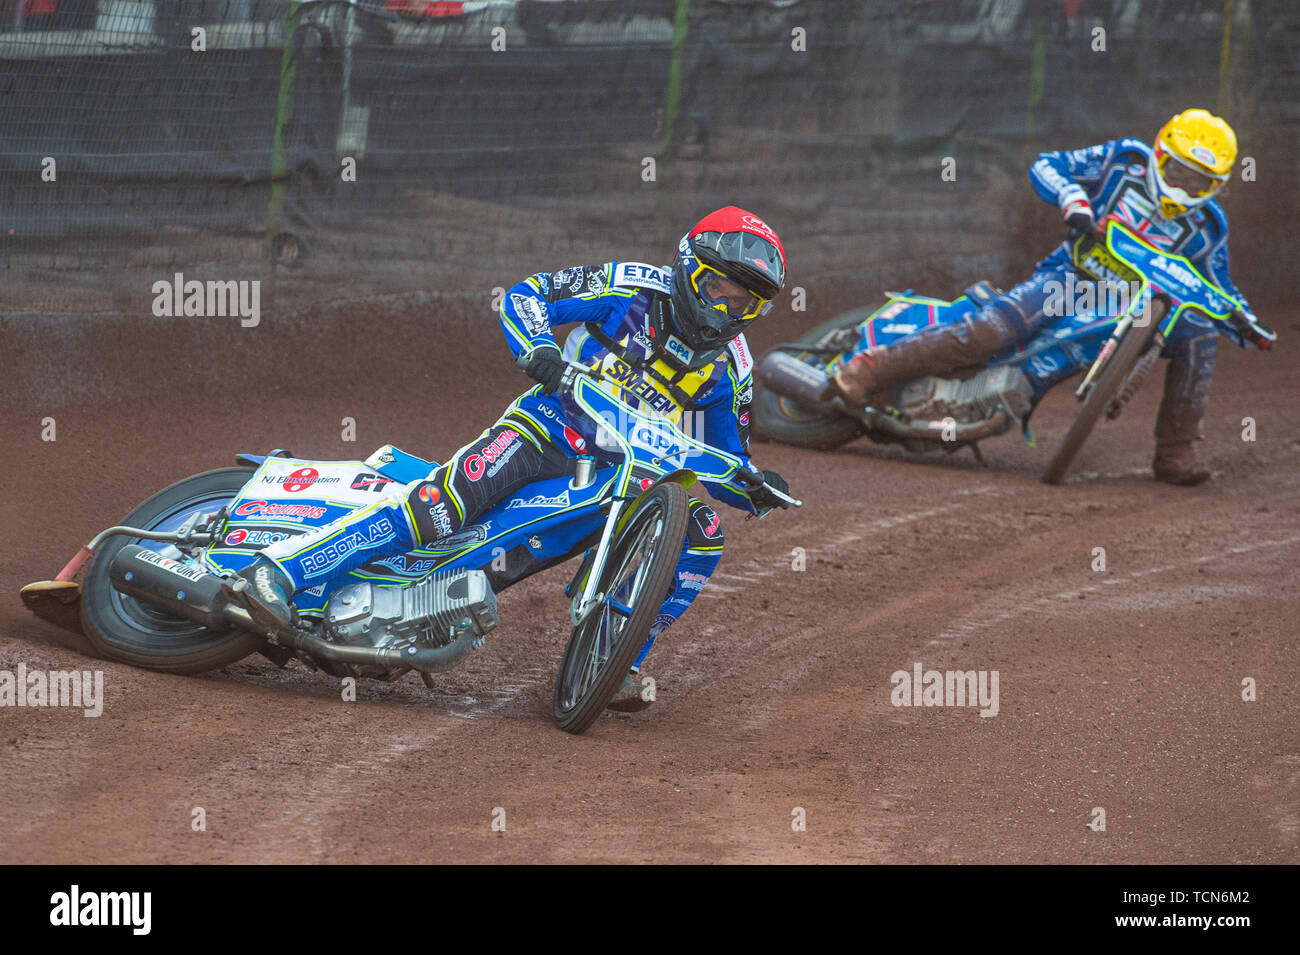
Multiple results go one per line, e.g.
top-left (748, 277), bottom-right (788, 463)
top-left (1063, 198), bottom-right (1097, 237)
top-left (750, 469), bottom-right (791, 509)
top-left (1231, 311), bottom-right (1276, 351)
top-left (522, 345), bottom-right (567, 395)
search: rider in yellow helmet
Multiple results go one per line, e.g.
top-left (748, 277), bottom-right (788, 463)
top-left (1148, 108), bottom-right (1236, 219)
top-left (832, 109), bottom-right (1273, 484)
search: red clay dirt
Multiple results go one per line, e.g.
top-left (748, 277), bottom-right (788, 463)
top-left (1, 300), bottom-right (1297, 864)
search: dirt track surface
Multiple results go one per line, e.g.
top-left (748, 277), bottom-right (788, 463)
top-left (2, 306), bottom-right (1298, 864)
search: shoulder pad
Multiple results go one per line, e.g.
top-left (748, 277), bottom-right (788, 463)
top-left (612, 262), bottom-right (673, 293)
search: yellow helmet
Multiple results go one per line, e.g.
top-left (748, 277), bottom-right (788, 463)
top-left (1149, 109), bottom-right (1237, 217)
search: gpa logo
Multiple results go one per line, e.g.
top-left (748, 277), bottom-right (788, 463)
top-left (665, 335), bottom-right (694, 364)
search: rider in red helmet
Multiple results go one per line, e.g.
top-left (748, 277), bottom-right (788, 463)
top-left (224, 207), bottom-right (792, 712)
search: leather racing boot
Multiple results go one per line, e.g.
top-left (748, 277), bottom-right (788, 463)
top-left (830, 309), bottom-right (1022, 406)
top-left (1152, 353), bottom-right (1212, 486)
top-left (222, 556), bottom-right (296, 635)
top-left (607, 666), bottom-right (654, 712)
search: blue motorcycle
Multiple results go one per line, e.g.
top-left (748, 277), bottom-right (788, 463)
top-left (22, 361), bottom-right (800, 734)
top-left (755, 221), bottom-right (1274, 483)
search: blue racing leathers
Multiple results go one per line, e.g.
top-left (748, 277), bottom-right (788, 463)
top-left (1029, 137), bottom-right (1256, 416)
top-left (498, 261), bottom-right (758, 666)
top-left (258, 261), bottom-right (757, 670)
top-left (838, 137), bottom-right (1256, 445)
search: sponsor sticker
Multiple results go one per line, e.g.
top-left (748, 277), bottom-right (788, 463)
top-left (614, 262), bottom-right (671, 292)
top-left (350, 472), bottom-right (395, 492)
top-left (259, 467), bottom-right (341, 494)
top-left (665, 335), bottom-right (694, 364)
top-left (133, 549), bottom-right (210, 582)
top-left (299, 518), bottom-right (396, 577)
top-left (728, 335), bottom-right (753, 375)
top-left (233, 500), bottom-right (328, 521)
top-left (428, 524), bottom-right (490, 552)
top-left (427, 502), bottom-right (454, 538)
top-left (506, 489), bottom-right (571, 510)
top-left (464, 429), bottom-right (522, 482)
top-left (510, 293), bottom-right (551, 336)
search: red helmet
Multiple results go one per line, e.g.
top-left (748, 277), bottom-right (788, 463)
top-left (670, 207), bottom-right (786, 351)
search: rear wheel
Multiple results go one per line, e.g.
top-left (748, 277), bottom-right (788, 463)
top-left (752, 306), bottom-right (875, 449)
top-left (1042, 309), bottom-right (1164, 485)
top-left (80, 467), bottom-right (263, 674)
top-left (552, 482), bottom-right (690, 734)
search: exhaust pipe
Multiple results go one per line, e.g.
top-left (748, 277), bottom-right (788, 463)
top-left (757, 350), bottom-right (836, 406)
top-left (110, 544), bottom-right (233, 630)
top-left (111, 545), bottom-right (482, 673)
top-left (274, 628), bottom-right (479, 674)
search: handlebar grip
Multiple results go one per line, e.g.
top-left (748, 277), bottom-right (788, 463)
top-left (1230, 310), bottom-right (1276, 350)
top-left (515, 354), bottom-right (531, 370)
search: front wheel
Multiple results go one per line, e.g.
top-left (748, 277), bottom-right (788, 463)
top-left (80, 467), bottom-right (264, 674)
top-left (552, 482), bottom-right (690, 734)
top-left (1041, 310), bottom-right (1164, 485)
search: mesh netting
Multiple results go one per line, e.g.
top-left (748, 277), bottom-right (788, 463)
top-left (1, 0), bottom-right (1297, 315)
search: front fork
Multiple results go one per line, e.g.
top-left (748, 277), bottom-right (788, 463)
top-left (570, 497), bottom-right (625, 626)
top-left (1075, 312), bottom-right (1137, 399)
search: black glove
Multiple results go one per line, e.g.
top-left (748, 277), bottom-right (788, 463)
top-left (523, 345), bottom-right (567, 395)
top-left (750, 469), bottom-right (791, 509)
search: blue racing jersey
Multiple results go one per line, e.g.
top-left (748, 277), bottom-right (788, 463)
top-left (1029, 137), bottom-right (1254, 339)
top-left (498, 262), bottom-right (758, 513)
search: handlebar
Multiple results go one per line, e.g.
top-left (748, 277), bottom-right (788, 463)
top-left (515, 352), bottom-right (802, 510)
top-left (1229, 310), bottom-right (1276, 350)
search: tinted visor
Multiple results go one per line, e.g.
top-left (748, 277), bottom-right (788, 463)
top-left (1161, 152), bottom-right (1223, 198)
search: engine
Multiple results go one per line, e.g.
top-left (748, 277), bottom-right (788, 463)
top-left (323, 569), bottom-right (498, 656)
top-left (895, 365), bottom-right (1033, 429)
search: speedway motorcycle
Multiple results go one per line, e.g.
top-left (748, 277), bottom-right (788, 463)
top-left (755, 220), bottom-right (1274, 483)
top-left (21, 360), bottom-right (799, 734)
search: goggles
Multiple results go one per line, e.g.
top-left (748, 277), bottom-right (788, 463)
top-left (1158, 150), bottom-right (1228, 199)
top-left (689, 262), bottom-right (774, 323)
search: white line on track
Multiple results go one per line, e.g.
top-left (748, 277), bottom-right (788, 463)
top-left (928, 533), bottom-right (1300, 645)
